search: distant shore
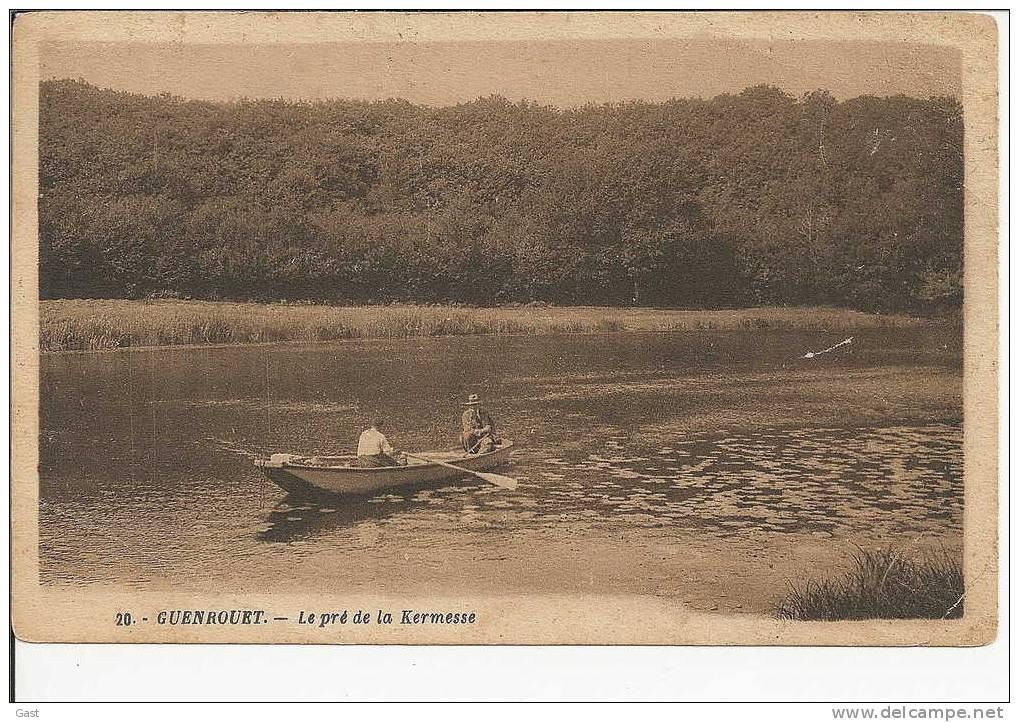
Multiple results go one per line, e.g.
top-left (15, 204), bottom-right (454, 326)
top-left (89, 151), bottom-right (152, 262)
top-left (40, 299), bottom-right (944, 353)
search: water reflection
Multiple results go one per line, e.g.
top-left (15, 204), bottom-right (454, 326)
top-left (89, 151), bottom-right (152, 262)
top-left (259, 496), bottom-right (389, 542)
top-left (37, 330), bottom-right (963, 589)
top-left (512, 424), bottom-right (963, 537)
top-left (258, 479), bottom-right (486, 542)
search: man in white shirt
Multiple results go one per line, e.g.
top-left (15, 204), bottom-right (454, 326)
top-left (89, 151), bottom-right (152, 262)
top-left (356, 417), bottom-right (405, 467)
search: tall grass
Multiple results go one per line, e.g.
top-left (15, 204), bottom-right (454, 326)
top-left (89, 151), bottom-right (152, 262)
top-left (777, 546), bottom-right (964, 621)
top-left (39, 300), bottom-right (933, 352)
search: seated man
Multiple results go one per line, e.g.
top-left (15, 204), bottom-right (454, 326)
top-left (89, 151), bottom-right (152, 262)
top-left (461, 394), bottom-right (500, 454)
top-left (356, 416), bottom-right (405, 467)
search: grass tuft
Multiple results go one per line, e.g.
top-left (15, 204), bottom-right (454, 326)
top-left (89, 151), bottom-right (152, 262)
top-left (777, 546), bottom-right (964, 621)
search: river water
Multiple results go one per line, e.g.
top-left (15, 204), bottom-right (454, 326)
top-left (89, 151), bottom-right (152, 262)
top-left (39, 328), bottom-right (963, 603)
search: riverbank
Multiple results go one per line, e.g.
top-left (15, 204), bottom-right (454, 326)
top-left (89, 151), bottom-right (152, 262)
top-left (40, 300), bottom-right (941, 352)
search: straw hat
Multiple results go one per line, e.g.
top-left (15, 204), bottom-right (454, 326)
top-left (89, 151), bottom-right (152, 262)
top-left (463, 394), bottom-right (481, 405)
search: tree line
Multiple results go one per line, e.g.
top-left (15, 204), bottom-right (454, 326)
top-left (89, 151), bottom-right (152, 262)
top-left (38, 79), bottom-right (963, 312)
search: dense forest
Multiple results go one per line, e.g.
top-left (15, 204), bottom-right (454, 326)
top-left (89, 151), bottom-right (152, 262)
top-left (38, 79), bottom-right (963, 311)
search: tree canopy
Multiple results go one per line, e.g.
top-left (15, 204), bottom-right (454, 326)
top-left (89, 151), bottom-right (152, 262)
top-left (39, 79), bottom-right (963, 311)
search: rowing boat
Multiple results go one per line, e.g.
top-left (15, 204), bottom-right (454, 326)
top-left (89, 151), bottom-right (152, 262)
top-left (254, 440), bottom-right (514, 496)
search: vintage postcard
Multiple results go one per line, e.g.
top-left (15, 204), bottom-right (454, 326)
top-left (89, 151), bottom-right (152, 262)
top-left (11, 10), bottom-right (999, 645)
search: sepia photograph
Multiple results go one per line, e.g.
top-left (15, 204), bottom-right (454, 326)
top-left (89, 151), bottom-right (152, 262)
top-left (10, 10), bottom-right (999, 652)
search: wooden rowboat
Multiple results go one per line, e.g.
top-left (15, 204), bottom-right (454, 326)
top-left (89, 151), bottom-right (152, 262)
top-left (255, 440), bottom-right (514, 496)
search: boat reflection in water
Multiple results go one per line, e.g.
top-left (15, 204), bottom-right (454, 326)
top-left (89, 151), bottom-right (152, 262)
top-left (257, 478), bottom-right (488, 543)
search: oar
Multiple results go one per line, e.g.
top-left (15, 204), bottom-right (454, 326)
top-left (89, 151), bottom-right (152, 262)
top-left (404, 452), bottom-right (519, 491)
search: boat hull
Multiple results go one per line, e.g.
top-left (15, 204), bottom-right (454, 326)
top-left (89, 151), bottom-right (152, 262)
top-left (255, 441), bottom-right (513, 496)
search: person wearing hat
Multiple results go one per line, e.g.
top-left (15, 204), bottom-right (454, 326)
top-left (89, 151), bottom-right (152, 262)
top-left (461, 394), bottom-right (499, 454)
